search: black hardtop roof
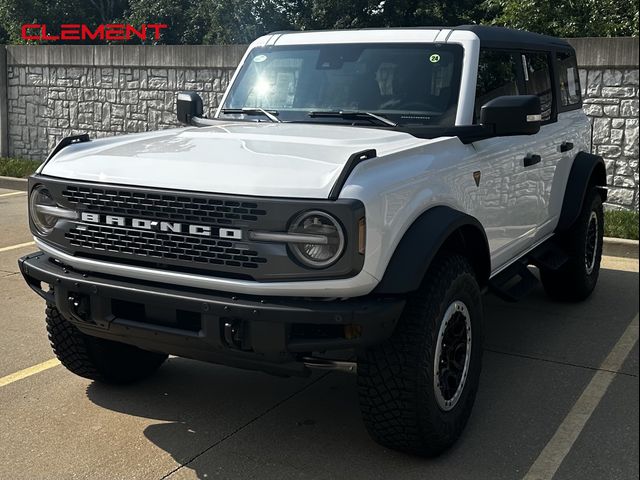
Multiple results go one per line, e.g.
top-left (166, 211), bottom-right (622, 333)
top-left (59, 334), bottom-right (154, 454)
top-left (452, 25), bottom-right (572, 50)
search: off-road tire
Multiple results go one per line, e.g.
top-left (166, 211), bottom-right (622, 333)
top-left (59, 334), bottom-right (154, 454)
top-left (540, 189), bottom-right (604, 301)
top-left (46, 305), bottom-right (167, 384)
top-left (357, 253), bottom-right (483, 456)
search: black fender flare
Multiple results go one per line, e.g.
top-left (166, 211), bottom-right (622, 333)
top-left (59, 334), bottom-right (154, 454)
top-left (556, 151), bottom-right (607, 232)
top-left (374, 206), bottom-right (491, 294)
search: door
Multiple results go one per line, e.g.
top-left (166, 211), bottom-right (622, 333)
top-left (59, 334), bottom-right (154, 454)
top-left (536, 50), bottom-right (592, 240)
top-left (468, 49), bottom-right (548, 269)
top-left (520, 51), bottom-right (565, 241)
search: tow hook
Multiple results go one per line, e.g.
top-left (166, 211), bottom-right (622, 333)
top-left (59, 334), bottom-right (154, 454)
top-left (68, 294), bottom-right (91, 323)
top-left (222, 319), bottom-right (251, 351)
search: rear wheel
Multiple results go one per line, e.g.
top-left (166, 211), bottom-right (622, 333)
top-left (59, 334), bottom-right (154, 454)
top-left (357, 253), bottom-right (483, 456)
top-left (46, 305), bottom-right (167, 384)
top-left (540, 188), bottom-right (604, 301)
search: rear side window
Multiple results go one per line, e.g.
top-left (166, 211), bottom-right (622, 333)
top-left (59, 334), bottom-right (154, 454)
top-left (556, 51), bottom-right (581, 107)
top-left (522, 52), bottom-right (553, 121)
top-left (474, 49), bottom-right (520, 123)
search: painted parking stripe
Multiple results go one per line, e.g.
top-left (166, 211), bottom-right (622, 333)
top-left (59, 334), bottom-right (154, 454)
top-left (0, 191), bottom-right (26, 198)
top-left (0, 358), bottom-right (61, 388)
top-left (0, 241), bottom-right (35, 253)
top-left (523, 314), bottom-right (639, 480)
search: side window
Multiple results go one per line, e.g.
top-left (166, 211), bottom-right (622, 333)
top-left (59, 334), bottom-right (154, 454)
top-left (474, 49), bottom-right (520, 123)
top-left (556, 51), bottom-right (581, 107)
top-left (522, 52), bottom-right (553, 121)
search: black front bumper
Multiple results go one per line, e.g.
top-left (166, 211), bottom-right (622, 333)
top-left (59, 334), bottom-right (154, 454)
top-left (19, 252), bottom-right (404, 377)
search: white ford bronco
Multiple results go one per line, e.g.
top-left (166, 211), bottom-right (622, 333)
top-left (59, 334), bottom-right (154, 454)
top-left (20, 25), bottom-right (606, 455)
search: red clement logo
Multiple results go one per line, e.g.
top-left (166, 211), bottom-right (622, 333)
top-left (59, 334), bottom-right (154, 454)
top-left (21, 24), bottom-right (168, 42)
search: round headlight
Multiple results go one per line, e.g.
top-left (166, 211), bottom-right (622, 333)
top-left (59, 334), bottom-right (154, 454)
top-left (289, 211), bottom-right (345, 268)
top-left (29, 185), bottom-right (58, 235)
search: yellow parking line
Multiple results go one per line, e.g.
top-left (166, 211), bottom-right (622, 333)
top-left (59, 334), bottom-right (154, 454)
top-left (0, 241), bottom-right (35, 253)
top-left (0, 358), bottom-right (61, 388)
top-left (0, 191), bottom-right (26, 198)
top-left (523, 314), bottom-right (639, 480)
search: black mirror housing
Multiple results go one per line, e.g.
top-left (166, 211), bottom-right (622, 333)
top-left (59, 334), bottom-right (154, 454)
top-left (176, 92), bottom-right (204, 124)
top-left (480, 95), bottom-right (542, 136)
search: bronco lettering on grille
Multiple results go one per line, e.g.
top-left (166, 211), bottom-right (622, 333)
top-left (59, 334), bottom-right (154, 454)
top-left (80, 212), bottom-right (242, 239)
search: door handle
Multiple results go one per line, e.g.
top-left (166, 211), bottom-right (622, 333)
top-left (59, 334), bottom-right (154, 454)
top-left (523, 154), bottom-right (541, 167)
top-left (560, 141), bottom-right (574, 152)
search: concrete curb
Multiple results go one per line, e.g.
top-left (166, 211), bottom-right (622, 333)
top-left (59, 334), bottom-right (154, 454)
top-left (0, 175), bottom-right (27, 191)
top-left (603, 237), bottom-right (639, 259)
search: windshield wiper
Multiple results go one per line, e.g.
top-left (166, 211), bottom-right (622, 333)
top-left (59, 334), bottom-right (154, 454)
top-left (307, 110), bottom-right (397, 127)
top-left (220, 108), bottom-right (281, 123)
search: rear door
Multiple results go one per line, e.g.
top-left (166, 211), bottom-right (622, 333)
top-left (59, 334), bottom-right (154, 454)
top-left (537, 50), bottom-right (591, 239)
top-left (519, 51), bottom-right (565, 241)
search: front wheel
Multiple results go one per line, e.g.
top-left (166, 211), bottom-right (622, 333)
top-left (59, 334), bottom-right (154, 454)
top-left (357, 253), bottom-right (483, 456)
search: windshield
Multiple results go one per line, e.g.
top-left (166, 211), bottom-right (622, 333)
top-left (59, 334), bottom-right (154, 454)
top-left (220, 43), bottom-right (464, 127)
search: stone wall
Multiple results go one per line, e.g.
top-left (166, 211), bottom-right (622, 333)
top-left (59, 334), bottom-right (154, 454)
top-left (6, 64), bottom-right (237, 159)
top-left (3, 45), bottom-right (246, 160)
top-left (580, 68), bottom-right (638, 209)
top-left (0, 39), bottom-right (638, 210)
top-left (572, 38), bottom-right (639, 211)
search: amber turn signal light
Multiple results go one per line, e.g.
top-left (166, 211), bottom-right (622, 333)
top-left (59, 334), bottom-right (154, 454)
top-left (358, 217), bottom-right (366, 254)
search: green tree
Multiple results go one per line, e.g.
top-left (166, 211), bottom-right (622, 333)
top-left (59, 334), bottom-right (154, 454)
top-left (122, 0), bottom-right (294, 44)
top-left (121, 0), bottom-right (487, 44)
top-left (483, 0), bottom-right (639, 37)
top-left (285, 0), bottom-right (484, 30)
top-left (196, 0), bottom-right (293, 44)
top-left (1, 0), bottom-right (638, 44)
top-left (0, 21), bottom-right (8, 43)
top-left (0, 0), bottom-right (128, 43)
top-left (122, 0), bottom-right (204, 44)
top-left (87, 0), bottom-right (129, 23)
top-left (374, 0), bottom-right (483, 28)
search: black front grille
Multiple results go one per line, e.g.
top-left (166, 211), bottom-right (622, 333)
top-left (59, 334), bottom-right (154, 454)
top-left (65, 224), bottom-right (268, 269)
top-left (36, 177), bottom-right (364, 281)
top-left (62, 186), bottom-right (267, 226)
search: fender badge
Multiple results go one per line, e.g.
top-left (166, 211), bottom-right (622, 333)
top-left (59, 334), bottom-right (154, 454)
top-left (473, 171), bottom-right (481, 187)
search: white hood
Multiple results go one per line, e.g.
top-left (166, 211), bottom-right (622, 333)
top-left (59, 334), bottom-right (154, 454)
top-left (41, 122), bottom-right (433, 198)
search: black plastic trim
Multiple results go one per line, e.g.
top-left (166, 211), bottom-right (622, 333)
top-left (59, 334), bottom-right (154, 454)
top-left (558, 102), bottom-right (584, 113)
top-left (41, 134), bottom-right (90, 169)
top-left (374, 206), bottom-right (491, 294)
top-left (452, 25), bottom-right (572, 50)
top-left (329, 149), bottom-right (377, 200)
top-left (556, 151), bottom-right (607, 232)
top-left (19, 252), bottom-right (404, 376)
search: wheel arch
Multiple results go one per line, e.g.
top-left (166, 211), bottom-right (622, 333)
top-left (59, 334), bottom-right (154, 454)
top-left (374, 206), bottom-right (491, 294)
top-left (556, 151), bottom-right (607, 232)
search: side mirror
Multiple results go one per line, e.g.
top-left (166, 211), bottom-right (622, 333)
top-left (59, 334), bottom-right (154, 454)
top-left (176, 91), bottom-right (203, 124)
top-left (480, 95), bottom-right (541, 136)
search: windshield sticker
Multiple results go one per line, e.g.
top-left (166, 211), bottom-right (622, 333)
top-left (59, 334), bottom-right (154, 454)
top-left (253, 54), bottom-right (268, 63)
top-left (429, 53), bottom-right (441, 63)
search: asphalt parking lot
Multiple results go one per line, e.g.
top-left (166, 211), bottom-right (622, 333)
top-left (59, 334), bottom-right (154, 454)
top-left (0, 186), bottom-right (638, 480)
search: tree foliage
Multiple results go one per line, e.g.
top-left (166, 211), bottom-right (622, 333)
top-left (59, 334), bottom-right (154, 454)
top-left (484, 0), bottom-right (639, 37)
top-left (0, 0), bottom-right (128, 43)
top-left (0, 0), bottom-right (637, 44)
top-left (121, 0), bottom-right (203, 44)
